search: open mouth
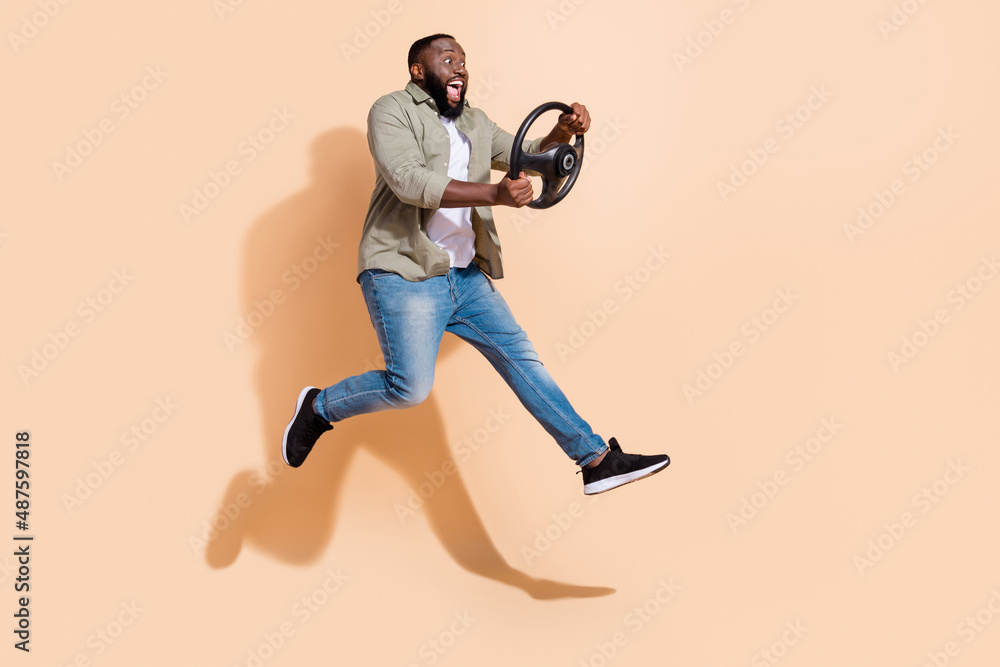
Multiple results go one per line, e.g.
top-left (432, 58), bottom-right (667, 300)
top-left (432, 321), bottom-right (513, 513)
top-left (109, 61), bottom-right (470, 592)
top-left (446, 78), bottom-right (464, 103)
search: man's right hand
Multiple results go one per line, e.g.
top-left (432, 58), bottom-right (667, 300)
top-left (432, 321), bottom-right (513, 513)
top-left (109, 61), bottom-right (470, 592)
top-left (495, 172), bottom-right (534, 208)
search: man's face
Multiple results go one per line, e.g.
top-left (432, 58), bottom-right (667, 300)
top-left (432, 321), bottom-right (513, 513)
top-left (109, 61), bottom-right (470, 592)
top-left (414, 38), bottom-right (467, 119)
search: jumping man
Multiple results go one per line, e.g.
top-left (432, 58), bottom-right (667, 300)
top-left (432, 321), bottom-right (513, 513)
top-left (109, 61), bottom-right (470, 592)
top-left (281, 34), bottom-right (670, 495)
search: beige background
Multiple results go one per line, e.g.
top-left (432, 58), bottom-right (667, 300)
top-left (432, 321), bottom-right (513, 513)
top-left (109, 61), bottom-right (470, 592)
top-left (3, 1), bottom-right (999, 665)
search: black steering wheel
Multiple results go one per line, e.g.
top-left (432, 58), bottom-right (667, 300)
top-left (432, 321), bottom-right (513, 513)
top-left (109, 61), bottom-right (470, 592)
top-left (508, 102), bottom-right (585, 209)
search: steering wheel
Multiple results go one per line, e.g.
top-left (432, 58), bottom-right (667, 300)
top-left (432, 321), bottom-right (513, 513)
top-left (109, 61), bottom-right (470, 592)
top-left (508, 102), bottom-right (585, 209)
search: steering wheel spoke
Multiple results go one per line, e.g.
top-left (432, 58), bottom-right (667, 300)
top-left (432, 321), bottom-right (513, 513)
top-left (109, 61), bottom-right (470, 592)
top-left (517, 148), bottom-right (560, 181)
top-left (540, 175), bottom-right (566, 205)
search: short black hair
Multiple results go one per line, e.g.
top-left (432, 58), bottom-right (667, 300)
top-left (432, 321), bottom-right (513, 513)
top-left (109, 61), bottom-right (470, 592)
top-left (407, 33), bottom-right (454, 71)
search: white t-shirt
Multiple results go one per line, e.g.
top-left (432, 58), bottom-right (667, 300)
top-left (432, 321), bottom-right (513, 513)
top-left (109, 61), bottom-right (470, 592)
top-left (426, 117), bottom-right (475, 268)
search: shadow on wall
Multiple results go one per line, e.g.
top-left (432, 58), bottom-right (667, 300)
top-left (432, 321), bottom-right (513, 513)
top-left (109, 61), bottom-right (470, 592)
top-left (204, 127), bottom-right (613, 600)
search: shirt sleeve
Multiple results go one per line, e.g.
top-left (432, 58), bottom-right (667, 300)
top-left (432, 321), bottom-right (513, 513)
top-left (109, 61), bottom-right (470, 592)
top-left (367, 97), bottom-right (452, 209)
top-left (488, 114), bottom-right (544, 172)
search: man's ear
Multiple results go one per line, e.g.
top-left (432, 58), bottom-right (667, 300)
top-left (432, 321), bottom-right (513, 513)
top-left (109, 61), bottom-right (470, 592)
top-left (410, 62), bottom-right (424, 83)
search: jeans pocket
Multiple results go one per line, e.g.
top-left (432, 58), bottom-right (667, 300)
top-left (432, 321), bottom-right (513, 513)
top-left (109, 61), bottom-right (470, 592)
top-left (360, 269), bottom-right (394, 287)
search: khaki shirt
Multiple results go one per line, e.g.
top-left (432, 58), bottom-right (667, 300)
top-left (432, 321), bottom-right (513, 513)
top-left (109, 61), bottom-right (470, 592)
top-left (357, 81), bottom-right (543, 281)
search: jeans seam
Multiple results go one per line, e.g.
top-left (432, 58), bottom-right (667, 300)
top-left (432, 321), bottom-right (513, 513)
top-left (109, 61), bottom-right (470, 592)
top-left (368, 276), bottom-right (397, 397)
top-left (324, 386), bottom-right (392, 411)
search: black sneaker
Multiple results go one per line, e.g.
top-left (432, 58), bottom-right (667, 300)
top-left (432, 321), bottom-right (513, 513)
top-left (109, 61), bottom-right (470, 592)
top-left (281, 387), bottom-right (333, 468)
top-left (581, 438), bottom-right (670, 495)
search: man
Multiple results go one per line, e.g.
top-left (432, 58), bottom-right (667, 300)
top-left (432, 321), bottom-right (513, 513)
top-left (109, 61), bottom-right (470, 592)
top-left (282, 34), bottom-right (669, 495)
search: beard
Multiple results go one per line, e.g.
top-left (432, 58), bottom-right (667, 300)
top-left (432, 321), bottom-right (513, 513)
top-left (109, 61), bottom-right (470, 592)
top-left (425, 70), bottom-right (466, 119)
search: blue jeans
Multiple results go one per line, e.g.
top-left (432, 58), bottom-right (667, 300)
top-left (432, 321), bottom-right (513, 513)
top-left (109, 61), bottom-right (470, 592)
top-left (313, 264), bottom-right (607, 466)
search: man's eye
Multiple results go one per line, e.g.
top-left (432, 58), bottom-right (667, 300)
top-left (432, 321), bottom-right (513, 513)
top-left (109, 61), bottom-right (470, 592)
top-left (444, 58), bottom-right (451, 63)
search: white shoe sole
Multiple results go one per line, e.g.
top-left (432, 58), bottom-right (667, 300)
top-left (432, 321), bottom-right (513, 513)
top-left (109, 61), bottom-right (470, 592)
top-left (583, 458), bottom-right (670, 495)
top-left (282, 386), bottom-right (318, 466)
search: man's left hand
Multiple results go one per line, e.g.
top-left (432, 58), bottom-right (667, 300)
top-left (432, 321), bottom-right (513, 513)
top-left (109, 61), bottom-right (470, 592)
top-left (556, 102), bottom-right (590, 135)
